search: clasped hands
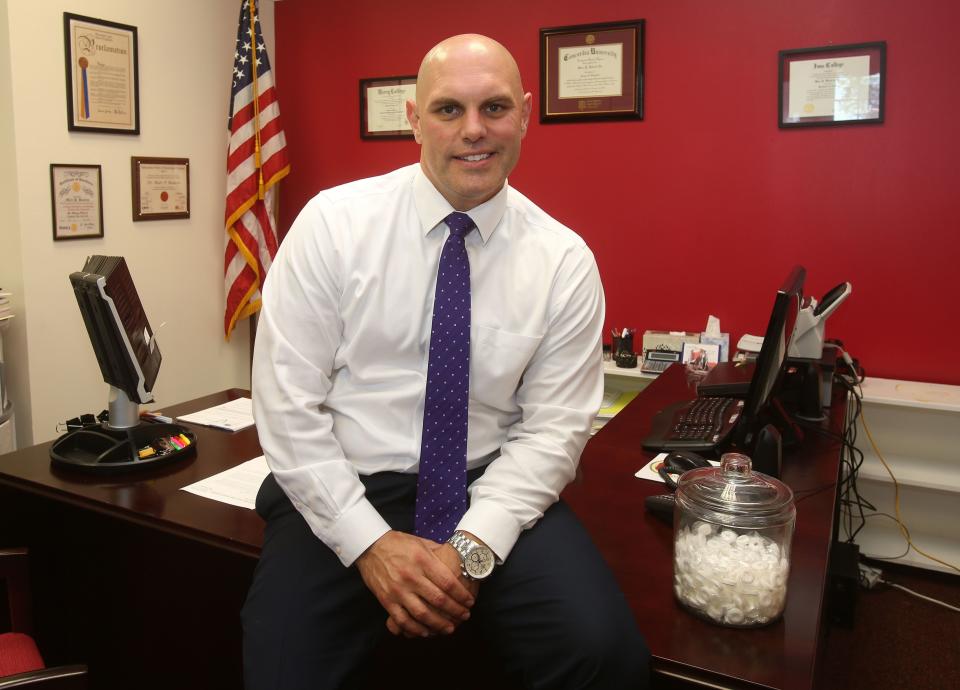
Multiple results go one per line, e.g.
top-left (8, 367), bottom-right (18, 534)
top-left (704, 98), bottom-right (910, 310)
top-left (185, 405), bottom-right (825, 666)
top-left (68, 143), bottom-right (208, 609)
top-left (356, 530), bottom-right (480, 638)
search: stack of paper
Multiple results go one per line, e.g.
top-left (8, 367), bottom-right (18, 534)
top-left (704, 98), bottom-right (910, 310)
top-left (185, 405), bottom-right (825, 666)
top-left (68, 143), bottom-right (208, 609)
top-left (176, 396), bottom-right (255, 432)
top-left (591, 388), bottom-right (639, 435)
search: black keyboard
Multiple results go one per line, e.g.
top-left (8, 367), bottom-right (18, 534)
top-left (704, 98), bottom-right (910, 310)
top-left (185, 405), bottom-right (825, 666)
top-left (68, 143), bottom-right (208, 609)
top-left (642, 396), bottom-right (745, 451)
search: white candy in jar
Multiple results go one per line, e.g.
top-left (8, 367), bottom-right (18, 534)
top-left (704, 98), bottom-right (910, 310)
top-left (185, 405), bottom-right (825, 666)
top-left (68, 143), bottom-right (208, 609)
top-left (674, 524), bottom-right (789, 626)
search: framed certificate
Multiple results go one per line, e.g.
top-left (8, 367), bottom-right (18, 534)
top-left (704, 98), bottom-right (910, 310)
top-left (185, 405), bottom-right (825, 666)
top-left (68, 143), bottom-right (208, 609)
top-left (360, 76), bottom-right (417, 139)
top-left (63, 13), bottom-right (140, 134)
top-left (539, 19), bottom-right (644, 123)
top-left (131, 157), bottom-right (190, 221)
top-left (50, 164), bottom-right (104, 241)
top-left (779, 42), bottom-right (886, 128)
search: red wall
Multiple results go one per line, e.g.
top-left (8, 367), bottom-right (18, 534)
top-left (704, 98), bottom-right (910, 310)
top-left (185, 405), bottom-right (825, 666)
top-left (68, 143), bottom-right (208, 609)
top-left (274, 0), bottom-right (960, 385)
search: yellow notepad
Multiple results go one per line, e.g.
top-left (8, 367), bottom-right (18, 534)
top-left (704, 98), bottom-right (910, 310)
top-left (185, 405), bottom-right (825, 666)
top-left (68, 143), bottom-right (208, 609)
top-left (597, 390), bottom-right (639, 419)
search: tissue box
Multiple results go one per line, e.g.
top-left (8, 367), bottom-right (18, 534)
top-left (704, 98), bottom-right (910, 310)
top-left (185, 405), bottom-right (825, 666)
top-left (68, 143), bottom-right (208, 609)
top-left (700, 332), bottom-right (730, 362)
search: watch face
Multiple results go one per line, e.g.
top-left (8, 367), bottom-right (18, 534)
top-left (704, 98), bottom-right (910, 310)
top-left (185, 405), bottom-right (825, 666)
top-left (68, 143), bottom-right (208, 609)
top-left (464, 546), bottom-right (494, 579)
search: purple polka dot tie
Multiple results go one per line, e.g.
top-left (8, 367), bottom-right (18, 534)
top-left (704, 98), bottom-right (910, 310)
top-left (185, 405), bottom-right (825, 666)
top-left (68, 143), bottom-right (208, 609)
top-left (414, 212), bottom-right (474, 542)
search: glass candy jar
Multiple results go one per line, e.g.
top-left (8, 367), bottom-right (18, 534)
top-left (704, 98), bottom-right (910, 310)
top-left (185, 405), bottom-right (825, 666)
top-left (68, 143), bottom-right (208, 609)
top-left (673, 452), bottom-right (796, 627)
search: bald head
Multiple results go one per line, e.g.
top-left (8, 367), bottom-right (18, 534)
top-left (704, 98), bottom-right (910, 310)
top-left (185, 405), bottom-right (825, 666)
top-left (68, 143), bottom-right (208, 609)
top-left (416, 34), bottom-right (525, 108)
top-left (406, 34), bottom-right (532, 211)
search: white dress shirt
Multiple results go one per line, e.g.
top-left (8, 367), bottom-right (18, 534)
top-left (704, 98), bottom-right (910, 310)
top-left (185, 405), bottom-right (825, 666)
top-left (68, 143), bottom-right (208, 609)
top-left (252, 164), bottom-right (604, 566)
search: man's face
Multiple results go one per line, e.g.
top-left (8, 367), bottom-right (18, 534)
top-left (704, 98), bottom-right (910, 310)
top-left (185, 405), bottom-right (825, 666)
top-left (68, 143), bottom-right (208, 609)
top-left (407, 42), bottom-right (532, 211)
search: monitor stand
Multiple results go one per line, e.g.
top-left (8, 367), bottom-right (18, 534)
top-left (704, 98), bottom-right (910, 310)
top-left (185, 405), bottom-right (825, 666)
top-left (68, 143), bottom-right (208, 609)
top-left (50, 387), bottom-right (196, 472)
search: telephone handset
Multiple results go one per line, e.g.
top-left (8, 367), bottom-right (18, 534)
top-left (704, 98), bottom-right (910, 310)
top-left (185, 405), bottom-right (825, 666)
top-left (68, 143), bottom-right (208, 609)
top-left (814, 282), bottom-right (852, 317)
top-left (788, 281), bottom-right (852, 359)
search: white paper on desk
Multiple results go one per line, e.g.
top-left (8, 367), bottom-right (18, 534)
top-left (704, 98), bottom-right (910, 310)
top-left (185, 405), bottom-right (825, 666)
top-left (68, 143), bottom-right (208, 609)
top-left (181, 456), bottom-right (270, 510)
top-left (176, 396), bottom-right (254, 432)
top-left (635, 454), bottom-right (721, 484)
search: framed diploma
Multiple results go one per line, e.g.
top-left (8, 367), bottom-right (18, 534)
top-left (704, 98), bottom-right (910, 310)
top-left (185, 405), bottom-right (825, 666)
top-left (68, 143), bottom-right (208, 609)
top-left (50, 164), bottom-right (104, 241)
top-left (63, 13), bottom-right (140, 134)
top-left (539, 19), bottom-right (644, 123)
top-left (131, 157), bottom-right (190, 221)
top-left (360, 76), bottom-right (417, 139)
top-left (779, 42), bottom-right (886, 128)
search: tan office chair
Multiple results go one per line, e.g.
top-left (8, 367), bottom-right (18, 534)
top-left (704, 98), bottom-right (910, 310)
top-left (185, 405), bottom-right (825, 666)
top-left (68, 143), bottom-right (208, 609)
top-left (0, 548), bottom-right (87, 689)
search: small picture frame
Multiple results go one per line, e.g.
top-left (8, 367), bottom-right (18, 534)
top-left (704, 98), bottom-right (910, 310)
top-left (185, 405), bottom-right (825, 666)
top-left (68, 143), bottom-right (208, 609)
top-left (682, 342), bottom-right (720, 372)
top-left (50, 163), bottom-right (104, 241)
top-left (539, 19), bottom-right (645, 123)
top-left (360, 76), bottom-right (417, 139)
top-left (131, 157), bottom-right (190, 221)
top-left (778, 42), bottom-right (886, 128)
top-left (63, 13), bottom-right (140, 134)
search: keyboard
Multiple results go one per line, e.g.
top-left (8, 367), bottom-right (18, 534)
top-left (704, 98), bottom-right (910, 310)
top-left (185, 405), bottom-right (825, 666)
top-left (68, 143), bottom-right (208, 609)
top-left (642, 396), bottom-right (745, 451)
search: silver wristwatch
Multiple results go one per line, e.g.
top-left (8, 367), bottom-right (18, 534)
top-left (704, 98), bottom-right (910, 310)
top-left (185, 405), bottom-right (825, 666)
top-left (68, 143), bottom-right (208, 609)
top-left (447, 531), bottom-right (496, 581)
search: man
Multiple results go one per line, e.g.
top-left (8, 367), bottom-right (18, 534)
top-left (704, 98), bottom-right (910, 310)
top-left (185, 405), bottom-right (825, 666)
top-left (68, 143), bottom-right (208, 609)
top-left (242, 34), bottom-right (649, 689)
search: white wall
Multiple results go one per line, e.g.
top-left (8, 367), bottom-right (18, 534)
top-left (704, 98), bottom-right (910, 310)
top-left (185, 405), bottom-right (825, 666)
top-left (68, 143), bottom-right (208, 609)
top-left (2, 0), bottom-right (277, 444)
top-left (0, 0), bottom-right (33, 445)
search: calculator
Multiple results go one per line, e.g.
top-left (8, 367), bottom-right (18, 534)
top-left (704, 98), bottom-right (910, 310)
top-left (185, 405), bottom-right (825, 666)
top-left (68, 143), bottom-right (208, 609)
top-left (640, 349), bottom-right (681, 374)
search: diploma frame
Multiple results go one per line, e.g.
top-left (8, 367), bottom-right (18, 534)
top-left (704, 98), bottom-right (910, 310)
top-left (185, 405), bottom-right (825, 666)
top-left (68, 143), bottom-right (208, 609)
top-left (539, 19), bottom-right (644, 123)
top-left (63, 13), bottom-right (140, 134)
top-left (778, 42), bottom-right (886, 128)
top-left (130, 157), bottom-right (190, 221)
top-left (50, 164), bottom-right (104, 241)
top-left (359, 75), bottom-right (417, 139)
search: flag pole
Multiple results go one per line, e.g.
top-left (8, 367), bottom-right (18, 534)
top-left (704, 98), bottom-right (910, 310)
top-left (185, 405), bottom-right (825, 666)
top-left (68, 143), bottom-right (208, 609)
top-left (250, 0), bottom-right (264, 200)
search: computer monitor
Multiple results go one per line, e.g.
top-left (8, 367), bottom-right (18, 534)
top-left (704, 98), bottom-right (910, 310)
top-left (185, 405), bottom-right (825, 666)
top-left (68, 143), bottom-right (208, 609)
top-left (642, 265), bottom-right (806, 455)
top-left (733, 265), bottom-right (806, 447)
top-left (71, 256), bottom-right (161, 424)
top-left (50, 256), bottom-right (195, 472)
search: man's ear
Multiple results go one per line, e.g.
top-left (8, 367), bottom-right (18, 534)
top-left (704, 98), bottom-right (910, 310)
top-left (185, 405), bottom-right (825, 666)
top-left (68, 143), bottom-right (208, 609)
top-left (519, 92), bottom-right (532, 138)
top-left (406, 99), bottom-right (422, 144)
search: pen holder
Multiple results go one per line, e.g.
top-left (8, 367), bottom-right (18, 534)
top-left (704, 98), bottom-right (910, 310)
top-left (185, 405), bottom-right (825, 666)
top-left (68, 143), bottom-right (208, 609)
top-left (615, 332), bottom-right (637, 368)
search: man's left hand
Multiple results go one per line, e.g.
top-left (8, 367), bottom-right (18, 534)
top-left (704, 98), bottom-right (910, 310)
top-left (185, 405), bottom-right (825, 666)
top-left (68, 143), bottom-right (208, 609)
top-left (385, 540), bottom-right (480, 637)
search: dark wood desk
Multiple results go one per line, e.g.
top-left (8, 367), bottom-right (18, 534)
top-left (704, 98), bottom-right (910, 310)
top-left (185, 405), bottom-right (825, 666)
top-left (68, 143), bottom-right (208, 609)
top-left (0, 373), bottom-right (843, 689)
top-left (565, 365), bottom-right (844, 689)
top-left (0, 389), bottom-right (262, 689)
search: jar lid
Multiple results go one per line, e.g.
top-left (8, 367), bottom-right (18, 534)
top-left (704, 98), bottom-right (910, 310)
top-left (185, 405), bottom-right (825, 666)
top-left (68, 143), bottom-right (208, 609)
top-left (676, 452), bottom-right (795, 522)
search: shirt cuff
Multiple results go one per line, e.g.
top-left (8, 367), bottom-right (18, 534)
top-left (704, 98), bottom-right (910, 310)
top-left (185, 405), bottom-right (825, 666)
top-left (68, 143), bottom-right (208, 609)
top-left (319, 498), bottom-right (392, 567)
top-left (457, 499), bottom-right (524, 563)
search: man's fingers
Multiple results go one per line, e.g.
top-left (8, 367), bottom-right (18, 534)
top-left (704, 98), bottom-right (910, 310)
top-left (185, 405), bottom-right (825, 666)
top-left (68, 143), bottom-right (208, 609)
top-left (386, 604), bottom-right (433, 638)
top-left (400, 592), bottom-right (457, 635)
top-left (422, 576), bottom-right (473, 621)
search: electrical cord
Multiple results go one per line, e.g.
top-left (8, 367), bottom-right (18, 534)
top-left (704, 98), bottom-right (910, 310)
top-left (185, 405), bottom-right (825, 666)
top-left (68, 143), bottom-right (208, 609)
top-left (857, 513), bottom-right (910, 560)
top-left (829, 366), bottom-right (875, 544)
top-left (878, 579), bottom-right (960, 614)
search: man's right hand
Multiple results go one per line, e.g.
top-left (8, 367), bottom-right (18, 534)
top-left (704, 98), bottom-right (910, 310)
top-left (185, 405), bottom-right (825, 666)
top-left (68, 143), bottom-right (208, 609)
top-left (355, 530), bottom-right (476, 638)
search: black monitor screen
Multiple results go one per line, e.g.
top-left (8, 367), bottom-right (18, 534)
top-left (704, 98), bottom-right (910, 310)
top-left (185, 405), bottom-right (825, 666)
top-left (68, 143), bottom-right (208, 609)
top-left (737, 265), bottom-right (805, 440)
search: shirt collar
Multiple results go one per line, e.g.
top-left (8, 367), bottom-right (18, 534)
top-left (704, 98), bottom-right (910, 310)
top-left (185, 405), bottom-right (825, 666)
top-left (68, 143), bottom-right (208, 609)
top-left (412, 165), bottom-right (507, 244)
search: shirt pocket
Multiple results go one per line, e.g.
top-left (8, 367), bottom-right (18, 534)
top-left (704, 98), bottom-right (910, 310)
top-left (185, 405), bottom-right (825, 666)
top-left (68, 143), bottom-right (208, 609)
top-left (470, 325), bottom-right (543, 409)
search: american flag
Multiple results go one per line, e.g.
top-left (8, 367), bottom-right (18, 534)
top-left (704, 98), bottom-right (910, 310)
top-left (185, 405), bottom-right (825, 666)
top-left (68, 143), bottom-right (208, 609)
top-left (223, 0), bottom-right (289, 339)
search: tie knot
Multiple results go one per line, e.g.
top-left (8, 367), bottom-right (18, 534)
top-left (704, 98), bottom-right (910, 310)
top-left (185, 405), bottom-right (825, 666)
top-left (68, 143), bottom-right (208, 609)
top-left (444, 212), bottom-right (475, 239)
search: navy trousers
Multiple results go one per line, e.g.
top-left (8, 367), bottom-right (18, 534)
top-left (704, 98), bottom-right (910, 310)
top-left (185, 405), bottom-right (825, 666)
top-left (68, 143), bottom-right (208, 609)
top-left (242, 469), bottom-right (649, 689)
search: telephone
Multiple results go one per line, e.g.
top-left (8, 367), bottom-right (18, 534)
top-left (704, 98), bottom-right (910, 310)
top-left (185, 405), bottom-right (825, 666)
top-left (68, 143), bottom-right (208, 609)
top-left (789, 281), bottom-right (852, 360)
